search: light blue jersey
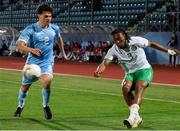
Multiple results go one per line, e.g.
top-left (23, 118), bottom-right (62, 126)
top-left (18, 22), bottom-right (61, 66)
top-left (18, 22), bottom-right (61, 85)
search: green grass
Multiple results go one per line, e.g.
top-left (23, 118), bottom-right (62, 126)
top-left (0, 69), bottom-right (180, 130)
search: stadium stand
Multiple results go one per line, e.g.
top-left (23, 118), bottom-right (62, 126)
top-left (0, 0), bottom-right (179, 64)
top-left (0, 0), bottom-right (179, 31)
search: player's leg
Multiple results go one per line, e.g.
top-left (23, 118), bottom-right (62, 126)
top-left (122, 79), bottom-right (134, 106)
top-left (129, 80), bottom-right (148, 128)
top-left (14, 84), bottom-right (31, 117)
top-left (40, 74), bottom-right (52, 107)
top-left (122, 79), bottom-right (135, 128)
top-left (40, 74), bottom-right (52, 120)
top-left (14, 69), bottom-right (38, 117)
top-left (39, 64), bottom-right (53, 120)
top-left (131, 68), bottom-right (154, 128)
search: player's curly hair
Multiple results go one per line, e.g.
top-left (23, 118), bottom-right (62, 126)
top-left (111, 28), bottom-right (130, 42)
top-left (37, 4), bottom-right (53, 14)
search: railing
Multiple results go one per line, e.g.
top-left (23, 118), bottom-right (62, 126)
top-left (0, 0), bottom-right (179, 32)
top-left (136, 12), bottom-right (180, 32)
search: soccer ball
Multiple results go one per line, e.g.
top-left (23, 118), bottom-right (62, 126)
top-left (23, 64), bottom-right (41, 80)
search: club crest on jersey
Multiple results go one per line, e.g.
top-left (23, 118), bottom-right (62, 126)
top-left (130, 45), bottom-right (138, 51)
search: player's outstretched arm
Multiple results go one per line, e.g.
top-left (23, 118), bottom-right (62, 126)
top-left (149, 41), bottom-right (180, 56)
top-left (17, 40), bottom-right (41, 56)
top-left (94, 59), bottom-right (111, 77)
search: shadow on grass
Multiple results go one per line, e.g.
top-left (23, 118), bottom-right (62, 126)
top-left (0, 114), bottom-right (144, 130)
top-left (0, 117), bottom-right (74, 130)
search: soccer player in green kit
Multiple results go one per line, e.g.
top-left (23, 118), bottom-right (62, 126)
top-left (94, 28), bottom-right (180, 128)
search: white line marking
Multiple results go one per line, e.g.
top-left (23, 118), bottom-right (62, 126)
top-left (1, 67), bottom-right (179, 87)
top-left (0, 79), bottom-right (180, 104)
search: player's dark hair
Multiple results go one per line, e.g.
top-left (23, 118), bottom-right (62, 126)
top-left (37, 4), bottom-right (53, 14)
top-left (111, 28), bottom-right (130, 42)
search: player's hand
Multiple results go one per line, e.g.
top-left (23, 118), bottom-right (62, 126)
top-left (168, 49), bottom-right (176, 55)
top-left (94, 71), bottom-right (100, 77)
top-left (94, 64), bottom-right (106, 78)
top-left (31, 48), bottom-right (42, 57)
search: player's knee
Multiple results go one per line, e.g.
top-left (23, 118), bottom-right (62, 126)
top-left (43, 79), bottom-right (51, 89)
top-left (21, 84), bottom-right (31, 92)
top-left (136, 81), bottom-right (149, 89)
top-left (40, 74), bottom-right (52, 88)
top-left (122, 85), bottom-right (131, 94)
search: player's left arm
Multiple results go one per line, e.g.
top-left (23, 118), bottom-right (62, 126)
top-left (57, 36), bottom-right (67, 60)
top-left (54, 24), bottom-right (68, 60)
top-left (148, 41), bottom-right (180, 56)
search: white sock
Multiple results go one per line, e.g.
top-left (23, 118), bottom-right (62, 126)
top-left (128, 104), bottom-right (140, 120)
top-left (42, 88), bottom-right (51, 108)
top-left (18, 89), bottom-right (28, 108)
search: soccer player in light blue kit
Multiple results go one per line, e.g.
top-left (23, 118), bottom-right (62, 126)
top-left (14, 4), bottom-right (67, 120)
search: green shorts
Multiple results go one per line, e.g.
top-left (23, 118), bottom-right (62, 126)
top-left (125, 67), bottom-right (154, 84)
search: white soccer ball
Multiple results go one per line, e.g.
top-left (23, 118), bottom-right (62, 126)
top-left (23, 64), bottom-right (41, 80)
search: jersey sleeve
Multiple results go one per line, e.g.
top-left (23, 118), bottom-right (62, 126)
top-left (133, 37), bottom-right (149, 48)
top-left (104, 48), bottom-right (114, 61)
top-left (17, 25), bottom-right (33, 45)
top-left (52, 24), bottom-right (61, 38)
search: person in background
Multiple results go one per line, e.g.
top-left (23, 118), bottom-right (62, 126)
top-left (168, 31), bottom-right (178, 67)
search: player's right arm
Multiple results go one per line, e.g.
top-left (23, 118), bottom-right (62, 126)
top-left (16, 25), bottom-right (41, 57)
top-left (94, 59), bottom-right (111, 77)
top-left (94, 47), bottom-right (114, 77)
top-left (17, 40), bottom-right (41, 57)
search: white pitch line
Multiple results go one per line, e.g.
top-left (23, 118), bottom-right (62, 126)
top-left (0, 79), bottom-right (180, 104)
top-left (0, 67), bottom-right (180, 87)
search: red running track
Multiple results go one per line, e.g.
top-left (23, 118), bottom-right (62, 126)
top-left (0, 56), bottom-right (180, 85)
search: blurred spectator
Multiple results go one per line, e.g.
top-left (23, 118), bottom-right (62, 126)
top-left (53, 42), bottom-right (60, 58)
top-left (85, 41), bottom-right (94, 55)
top-left (101, 41), bottom-right (109, 58)
top-left (94, 41), bottom-right (103, 62)
top-left (71, 41), bottom-right (80, 60)
top-left (168, 31), bottom-right (178, 67)
top-left (85, 41), bottom-right (94, 62)
top-left (0, 35), bottom-right (9, 56)
top-left (78, 48), bottom-right (85, 62)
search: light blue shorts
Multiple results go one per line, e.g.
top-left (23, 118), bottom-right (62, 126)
top-left (22, 64), bottom-right (54, 85)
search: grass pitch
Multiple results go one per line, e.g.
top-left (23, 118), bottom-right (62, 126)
top-left (0, 69), bottom-right (180, 130)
